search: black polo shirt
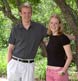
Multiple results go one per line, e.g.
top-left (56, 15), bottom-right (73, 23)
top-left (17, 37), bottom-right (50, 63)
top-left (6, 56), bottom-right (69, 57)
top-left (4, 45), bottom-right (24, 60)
top-left (9, 21), bottom-right (47, 59)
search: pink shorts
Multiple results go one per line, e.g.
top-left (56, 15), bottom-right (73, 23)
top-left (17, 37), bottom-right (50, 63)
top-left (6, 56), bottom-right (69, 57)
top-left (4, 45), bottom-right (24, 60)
top-left (46, 67), bottom-right (69, 81)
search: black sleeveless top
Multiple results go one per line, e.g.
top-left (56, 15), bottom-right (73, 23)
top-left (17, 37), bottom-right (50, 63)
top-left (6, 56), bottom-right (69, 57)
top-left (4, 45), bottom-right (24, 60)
top-left (46, 34), bottom-right (70, 67)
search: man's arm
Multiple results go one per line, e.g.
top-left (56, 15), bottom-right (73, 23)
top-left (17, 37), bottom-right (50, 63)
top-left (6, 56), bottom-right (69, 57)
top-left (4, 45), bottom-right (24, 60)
top-left (65, 34), bottom-right (75, 40)
top-left (39, 41), bottom-right (47, 57)
top-left (7, 44), bottom-right (15, 63)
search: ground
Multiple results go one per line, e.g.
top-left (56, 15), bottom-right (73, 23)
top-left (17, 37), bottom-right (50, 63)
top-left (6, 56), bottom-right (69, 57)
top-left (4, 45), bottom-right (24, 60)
top-left (0, 78), bottom-right (45, 81)
top-left (0, 78), bottom-right (7, 81)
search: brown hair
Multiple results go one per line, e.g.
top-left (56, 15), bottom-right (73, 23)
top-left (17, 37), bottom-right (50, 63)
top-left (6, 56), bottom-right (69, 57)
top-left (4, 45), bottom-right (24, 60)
top-left (47, 14), bottom-right (63, 35)
top-left (19, 2), bottom-right (32, 12)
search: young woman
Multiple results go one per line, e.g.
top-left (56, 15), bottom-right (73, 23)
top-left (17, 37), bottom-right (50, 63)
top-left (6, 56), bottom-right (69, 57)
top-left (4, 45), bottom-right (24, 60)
top-left (46, 14), bottom-right (73, 81)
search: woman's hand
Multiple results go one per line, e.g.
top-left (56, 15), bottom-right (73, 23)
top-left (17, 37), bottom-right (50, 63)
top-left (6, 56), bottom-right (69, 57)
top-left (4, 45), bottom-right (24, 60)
top-left (58, 71), bottom-right (65, 76)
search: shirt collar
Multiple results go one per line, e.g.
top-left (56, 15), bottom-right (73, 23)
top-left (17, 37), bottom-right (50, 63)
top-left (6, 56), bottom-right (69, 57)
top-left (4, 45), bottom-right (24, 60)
top-left (19, 21), bottom-right (33, 29)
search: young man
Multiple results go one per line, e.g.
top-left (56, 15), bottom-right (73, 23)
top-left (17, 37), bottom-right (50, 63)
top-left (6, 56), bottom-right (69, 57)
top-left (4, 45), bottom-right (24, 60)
top-left (7, 2), bottom-right (47, 81)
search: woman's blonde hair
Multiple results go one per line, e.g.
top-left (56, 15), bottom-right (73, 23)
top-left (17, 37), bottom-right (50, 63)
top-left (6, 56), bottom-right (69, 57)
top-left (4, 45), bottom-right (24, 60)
top-left (47, 14), bottom-right (63, 35)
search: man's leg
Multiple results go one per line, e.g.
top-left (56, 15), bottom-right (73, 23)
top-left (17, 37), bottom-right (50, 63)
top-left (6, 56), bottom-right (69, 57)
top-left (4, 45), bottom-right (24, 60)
top-left (22, 63), bottom-right (35, 81)
top-left (7, 59), bottom-right (21, 81)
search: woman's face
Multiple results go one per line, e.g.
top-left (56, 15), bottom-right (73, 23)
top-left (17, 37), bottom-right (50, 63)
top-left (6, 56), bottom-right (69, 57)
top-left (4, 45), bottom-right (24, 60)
top-left (49, 17), bottom-right (60, 34)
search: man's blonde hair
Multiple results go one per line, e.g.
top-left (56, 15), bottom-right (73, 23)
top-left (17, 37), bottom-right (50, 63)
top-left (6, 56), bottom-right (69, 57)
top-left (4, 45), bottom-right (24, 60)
top-left (19, 2), bottom-right (32, 12)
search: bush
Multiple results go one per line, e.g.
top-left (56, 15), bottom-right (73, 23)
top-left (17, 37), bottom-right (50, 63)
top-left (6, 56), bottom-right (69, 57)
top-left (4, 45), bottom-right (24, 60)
top-left (0, 48), bottom-right (7, 77)
top-left (35, 57), bottom-right (47, 80)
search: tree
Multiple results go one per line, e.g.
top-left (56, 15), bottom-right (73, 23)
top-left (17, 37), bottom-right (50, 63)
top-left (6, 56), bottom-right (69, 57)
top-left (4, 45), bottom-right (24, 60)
top-left (0, 0), bottom-right (41, 23)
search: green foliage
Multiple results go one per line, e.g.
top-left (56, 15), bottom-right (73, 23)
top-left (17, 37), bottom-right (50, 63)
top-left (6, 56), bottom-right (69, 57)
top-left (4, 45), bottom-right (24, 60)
top-left (35, 58), bottom-right (47, 80)
top-left (28, 0), bottom-right (40, 4)
top-left (35, 48), bottom-right (43, 60)
top-left (66, 0), bottom-right (77, 10)
top-left (7, 0), bottom-right (40, 8)
top-left (71, 40), bottom-right (76, 53)
top-left (0, 48), bottom-right (7, 77)
top-left (34, 48), bottom-right (47, 80)
top-left (68, 63), bottom-right (77, 81)
top-left (32, 0), bottom-right (62, 27)
top-left (0, 12), bottom-right (12, 48)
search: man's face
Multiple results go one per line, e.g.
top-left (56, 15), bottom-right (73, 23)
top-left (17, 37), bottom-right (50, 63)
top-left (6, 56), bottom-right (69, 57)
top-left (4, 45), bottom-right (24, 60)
top-left (20, 7), bottom-right (32, 22)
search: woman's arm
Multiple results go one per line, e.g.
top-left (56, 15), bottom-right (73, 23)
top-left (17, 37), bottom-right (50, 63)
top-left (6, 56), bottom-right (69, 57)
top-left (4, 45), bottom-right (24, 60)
top-left (62, 44), bottom-right (73, 73)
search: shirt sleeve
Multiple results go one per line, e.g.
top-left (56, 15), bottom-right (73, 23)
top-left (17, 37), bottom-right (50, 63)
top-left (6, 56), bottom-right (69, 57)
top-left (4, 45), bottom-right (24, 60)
top-left (8, 27), bottom-right (16, 45)
top-left (61, 34), bottom-right (70, 46)
top-left (42, 25), bottom-right (47, 37)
